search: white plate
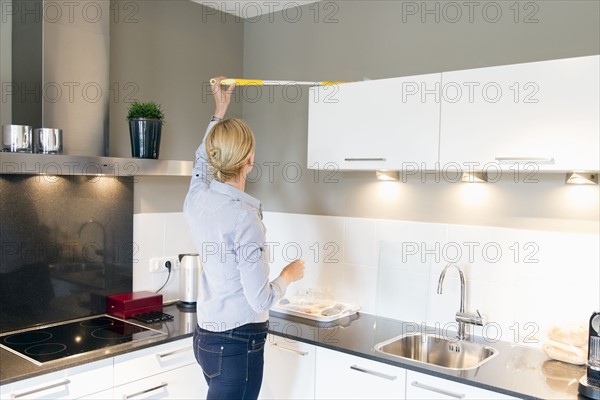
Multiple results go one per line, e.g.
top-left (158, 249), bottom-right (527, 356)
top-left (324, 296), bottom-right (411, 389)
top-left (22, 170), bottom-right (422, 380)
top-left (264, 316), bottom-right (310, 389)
top-left (271, 298), bottom-right (360, 322)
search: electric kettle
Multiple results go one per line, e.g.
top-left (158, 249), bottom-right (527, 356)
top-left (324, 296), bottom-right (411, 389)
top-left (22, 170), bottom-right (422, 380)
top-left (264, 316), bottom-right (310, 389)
top-left (177, 253), bottom-right (202, 311)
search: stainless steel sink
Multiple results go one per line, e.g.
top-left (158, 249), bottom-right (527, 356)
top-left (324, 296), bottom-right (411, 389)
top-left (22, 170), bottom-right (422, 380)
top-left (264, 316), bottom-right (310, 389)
top-left (374, 333), bottom-right (498, 370)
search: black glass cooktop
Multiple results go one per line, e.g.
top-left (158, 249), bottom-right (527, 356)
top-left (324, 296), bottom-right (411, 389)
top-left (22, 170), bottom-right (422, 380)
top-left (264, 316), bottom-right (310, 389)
top-left (0, 315), bottom-right (166, 365)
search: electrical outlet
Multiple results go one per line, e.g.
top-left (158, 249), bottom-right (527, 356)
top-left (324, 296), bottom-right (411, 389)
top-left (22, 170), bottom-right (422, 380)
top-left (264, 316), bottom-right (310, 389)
top-left (149, 256), bottom-right (179, 273)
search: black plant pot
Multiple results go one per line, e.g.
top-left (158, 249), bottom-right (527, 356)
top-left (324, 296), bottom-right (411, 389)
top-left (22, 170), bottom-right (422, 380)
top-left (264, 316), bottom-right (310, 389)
top-left (128, 118), bottom-right (162, 159)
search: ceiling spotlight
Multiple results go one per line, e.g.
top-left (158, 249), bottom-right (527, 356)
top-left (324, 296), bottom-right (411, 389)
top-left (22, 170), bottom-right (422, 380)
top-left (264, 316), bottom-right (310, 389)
top-left (461, 171), bottom-right (488, 183)
top-left (376, 170), bottom-right (399, 181)
top-left (566, 172), bottom-right (598, 185)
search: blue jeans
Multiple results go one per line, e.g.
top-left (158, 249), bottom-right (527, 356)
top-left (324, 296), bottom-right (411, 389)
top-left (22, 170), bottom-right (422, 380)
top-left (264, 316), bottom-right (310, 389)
top-left (193, 322), bottom-right (268, 400)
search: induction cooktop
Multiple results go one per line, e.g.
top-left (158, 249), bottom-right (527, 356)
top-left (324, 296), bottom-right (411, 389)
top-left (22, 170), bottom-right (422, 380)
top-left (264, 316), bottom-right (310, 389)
top-left (0, 315), bottom-right (167, 366)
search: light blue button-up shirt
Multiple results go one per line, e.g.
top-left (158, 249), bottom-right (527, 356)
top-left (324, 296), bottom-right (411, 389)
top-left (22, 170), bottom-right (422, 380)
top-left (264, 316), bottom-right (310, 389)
top-left (183, 120), bottom-right (288, 331)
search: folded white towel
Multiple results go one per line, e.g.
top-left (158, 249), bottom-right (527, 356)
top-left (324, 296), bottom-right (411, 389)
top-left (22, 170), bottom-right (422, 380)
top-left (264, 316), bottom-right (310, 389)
top-left (542, 339), bottom-right (587, 365)
top-left (548, 323), bottom-right (588, 347)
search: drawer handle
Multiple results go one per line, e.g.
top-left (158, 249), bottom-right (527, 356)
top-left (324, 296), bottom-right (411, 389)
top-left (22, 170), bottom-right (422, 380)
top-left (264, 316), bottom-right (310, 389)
top-left (270, 342), bottom-right (309, 356)
top-left (494, 157), bottom-right (555, 164)
top-left (349, 365), bottom-right (397, 381)
top-left (157, 346), bottom-right (191, 360)
top-left (344, 158), bottom-right (386, 162)
top-left (11, 379), bottom-right (71, 399)
top-left (411, 381), bottom-right (465, 399)
top-left (122, 382), bottom-right (168, 399)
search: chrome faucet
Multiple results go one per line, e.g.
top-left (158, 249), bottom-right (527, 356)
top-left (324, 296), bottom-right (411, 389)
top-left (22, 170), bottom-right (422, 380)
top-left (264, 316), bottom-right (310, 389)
top-left (437, 263), bottom-right (483, 340)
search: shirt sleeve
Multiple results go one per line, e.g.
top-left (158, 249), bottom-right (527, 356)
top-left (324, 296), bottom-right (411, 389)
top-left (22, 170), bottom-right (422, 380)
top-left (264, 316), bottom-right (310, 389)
top-left (189, 120), bottom-right (219, 192)
top-left (234, 210), bottom-right (289, 313)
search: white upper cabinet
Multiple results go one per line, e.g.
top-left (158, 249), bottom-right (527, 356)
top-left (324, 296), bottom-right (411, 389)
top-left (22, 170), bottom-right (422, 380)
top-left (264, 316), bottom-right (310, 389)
top-left (439, 55), bottom-right (600, 172)
top-left (308, 74), bottom-right (442, 171)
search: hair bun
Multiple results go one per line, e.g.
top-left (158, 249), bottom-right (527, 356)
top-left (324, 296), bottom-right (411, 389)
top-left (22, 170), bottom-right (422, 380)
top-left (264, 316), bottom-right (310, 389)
top-left (209, 148), bottom-right (221, 161)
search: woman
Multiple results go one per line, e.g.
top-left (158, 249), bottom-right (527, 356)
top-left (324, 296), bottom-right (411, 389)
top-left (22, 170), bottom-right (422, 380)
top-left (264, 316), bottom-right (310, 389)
top-left (184, 76), bottom-right (305, 400)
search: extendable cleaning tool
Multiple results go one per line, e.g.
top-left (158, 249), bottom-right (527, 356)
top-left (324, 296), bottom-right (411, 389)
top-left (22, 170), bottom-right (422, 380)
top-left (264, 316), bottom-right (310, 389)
top-left (210, 78), bottom-right (345, 86)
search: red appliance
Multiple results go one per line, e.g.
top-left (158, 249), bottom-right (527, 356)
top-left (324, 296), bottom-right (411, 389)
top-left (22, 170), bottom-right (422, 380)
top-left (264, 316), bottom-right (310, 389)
top-left (106, 291), bottom-right (163, 319)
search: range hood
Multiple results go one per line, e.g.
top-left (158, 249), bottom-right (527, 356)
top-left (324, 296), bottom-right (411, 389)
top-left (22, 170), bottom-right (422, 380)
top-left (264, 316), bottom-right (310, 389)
top-left (1, 1), bottom-right (193, 177)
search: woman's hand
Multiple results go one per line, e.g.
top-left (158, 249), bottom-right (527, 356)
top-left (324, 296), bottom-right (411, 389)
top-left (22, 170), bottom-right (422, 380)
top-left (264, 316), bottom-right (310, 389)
top-left (211, 76), bottom-right (236, 119)
top-left (280, 259), bottom-right (305, 284)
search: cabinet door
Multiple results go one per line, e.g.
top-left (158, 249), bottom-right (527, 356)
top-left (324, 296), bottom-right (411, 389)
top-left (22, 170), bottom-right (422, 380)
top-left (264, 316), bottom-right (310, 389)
top-left (112, 363), bottom-right (207, 400)
top-left (259, 334), bottom-right (316, 400)
top-left (440, 55), bottom-right (599, 172)
top-left (308, 74), bottom-right (441, 171)
top-left (315, 347), bottom-right (405, 400)
top-left (406, 371), bottom-right (516, 400)
top-left (0, 359), bottom-right (112, 400)
top-left (113, 337), bottom-right (195, 386)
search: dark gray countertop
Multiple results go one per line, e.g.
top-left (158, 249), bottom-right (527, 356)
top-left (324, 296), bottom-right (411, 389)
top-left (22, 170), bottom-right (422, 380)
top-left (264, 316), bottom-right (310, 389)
top-left (0, 305), bottom-right (197, 385)
top-left (0, 306), bottom-right (587, 400)
top-left (267, 312), bottom-right (586, 400)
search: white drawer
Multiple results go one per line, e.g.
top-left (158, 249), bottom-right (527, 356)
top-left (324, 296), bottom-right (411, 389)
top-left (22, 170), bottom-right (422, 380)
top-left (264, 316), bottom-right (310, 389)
top-left (112, 363), bottom-right (206, 400)
top-left (406, 370), bottom-right (517, 400)
top-left (1, 358), bottom-right (113, 400)
top-left (113, 337), bottom-right (195, 386)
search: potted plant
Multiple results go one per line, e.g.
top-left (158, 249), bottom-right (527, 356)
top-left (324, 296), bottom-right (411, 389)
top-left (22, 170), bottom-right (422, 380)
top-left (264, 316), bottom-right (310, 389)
top-left (127, 101), bottom-right (165, 159)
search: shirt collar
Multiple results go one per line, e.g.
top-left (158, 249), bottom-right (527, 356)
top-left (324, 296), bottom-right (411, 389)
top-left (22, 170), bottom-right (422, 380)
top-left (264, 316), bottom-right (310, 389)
top-left (210, 180), bottom-right (263, 216)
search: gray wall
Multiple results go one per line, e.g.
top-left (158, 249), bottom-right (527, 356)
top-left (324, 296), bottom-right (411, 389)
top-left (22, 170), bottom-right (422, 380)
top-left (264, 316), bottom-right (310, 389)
top-left (109, 0), bottom-right (244, 160)
top-left (126, 0), bottom-right (599, 234)
top-left (241, 0), bottom-right (600, 233)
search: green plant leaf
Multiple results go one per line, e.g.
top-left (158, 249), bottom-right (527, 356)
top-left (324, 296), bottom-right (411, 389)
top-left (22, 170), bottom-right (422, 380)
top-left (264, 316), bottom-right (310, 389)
top-left (126, 101), bottom-right (165, 123)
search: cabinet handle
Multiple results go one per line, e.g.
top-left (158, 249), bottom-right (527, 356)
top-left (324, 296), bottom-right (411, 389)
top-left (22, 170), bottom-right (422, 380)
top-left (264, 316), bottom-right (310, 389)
top-left (349, 365), bottom-right (397, 381)
top-left (122, 382), bottom-right (168, 399)
top-left (157, 346), bottom-right (191, 360)
top-left (270, 342), bottom-right (309, 356)
top-left (411, 381), bottom-right (465, 399)
top-left (11, 379), bottom-right (71, 399)
top-left (344, 158), bottom-right (386, 162)
top-left (494, 157), bottom-right (555, 164)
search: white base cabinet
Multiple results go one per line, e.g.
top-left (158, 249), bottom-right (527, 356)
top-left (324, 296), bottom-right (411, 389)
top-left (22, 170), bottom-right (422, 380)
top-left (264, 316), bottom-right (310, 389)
top-left (0, 359), bottom-right (112, 400)
top-left (113, 337), bottom-right (206, 400)
top-left (260, 334), bottom-right (316, 400)
top-left (3, 335), bottom-right (523, 400)
top-left (112, 363), bottom-right (205, 400)
top-left (406, 371), bottom-right (517, 400)
top-left (315, 347), bottom-right (406, 400)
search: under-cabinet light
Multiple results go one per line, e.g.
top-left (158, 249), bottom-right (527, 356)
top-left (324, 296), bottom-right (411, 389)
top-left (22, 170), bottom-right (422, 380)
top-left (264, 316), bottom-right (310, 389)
top-left (461, 171), bottom-right (488, 183)
top-left (376, 170), bottom-right (399, 181)
top-left (565, 172), bottom-right (598, 185)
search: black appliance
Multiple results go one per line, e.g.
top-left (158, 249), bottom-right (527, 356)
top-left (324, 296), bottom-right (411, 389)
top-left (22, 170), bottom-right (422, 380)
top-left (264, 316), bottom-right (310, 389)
top-left (579, 311), bottom-right (600, 399)
top-left (0, 315), bottom-right (166, 366)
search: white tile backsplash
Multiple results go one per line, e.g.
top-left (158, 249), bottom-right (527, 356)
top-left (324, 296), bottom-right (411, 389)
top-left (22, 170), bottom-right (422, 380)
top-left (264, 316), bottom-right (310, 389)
top-left (344, 218), bottom-right (377, 267)
top-left (133, 211), bottom-right (600, 346)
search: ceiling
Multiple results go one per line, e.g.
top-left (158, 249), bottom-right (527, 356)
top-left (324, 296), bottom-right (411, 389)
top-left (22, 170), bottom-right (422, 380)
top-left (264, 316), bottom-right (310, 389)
top-left (190, 1), bottom-right (321, 19)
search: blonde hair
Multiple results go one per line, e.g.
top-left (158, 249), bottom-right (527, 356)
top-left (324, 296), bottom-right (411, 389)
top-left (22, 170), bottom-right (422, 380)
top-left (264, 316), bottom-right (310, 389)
top-left (206, 118), bottom-right (256, 183)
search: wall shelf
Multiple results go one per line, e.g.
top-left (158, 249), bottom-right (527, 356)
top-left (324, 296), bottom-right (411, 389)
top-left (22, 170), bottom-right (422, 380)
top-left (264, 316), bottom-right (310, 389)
top-left (0, 153), bottom-right (193, 177)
